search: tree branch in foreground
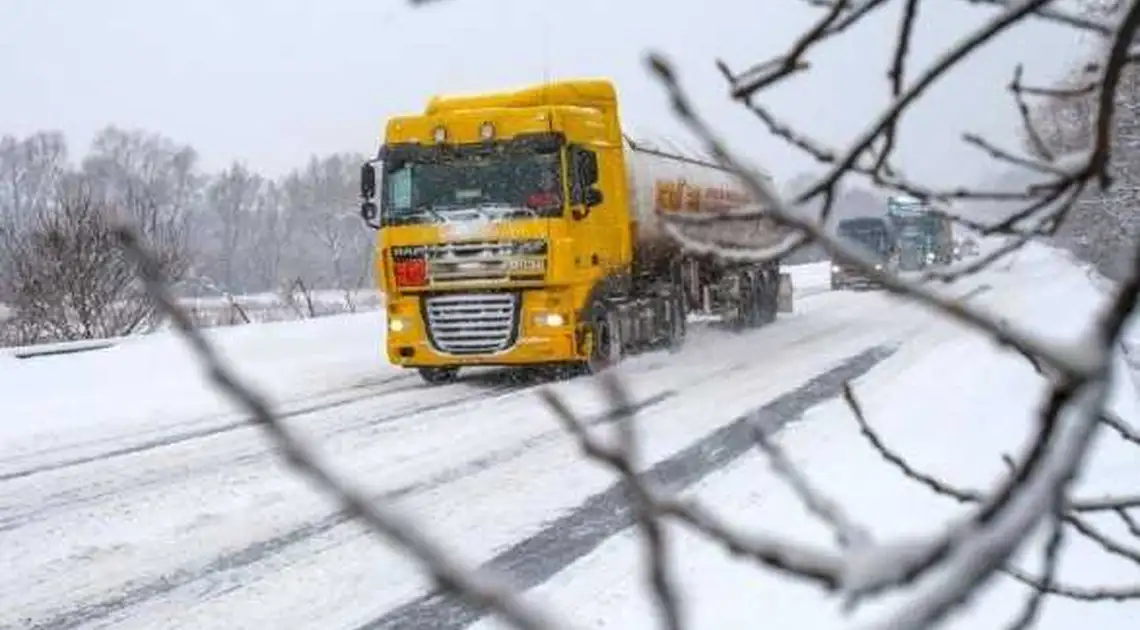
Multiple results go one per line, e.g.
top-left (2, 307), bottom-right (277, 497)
top-left (114, 226), bottom-right (566, 630)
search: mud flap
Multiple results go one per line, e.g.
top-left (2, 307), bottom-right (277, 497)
top-left (778, 272), bottom-right (794, 313)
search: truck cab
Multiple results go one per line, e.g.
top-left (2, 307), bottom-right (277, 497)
top-left (830, 217), bottom-right (895, 290)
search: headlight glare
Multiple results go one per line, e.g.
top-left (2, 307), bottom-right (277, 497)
top-left (533, 312), bottom-right (565, 327)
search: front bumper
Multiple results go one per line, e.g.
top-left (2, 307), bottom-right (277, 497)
top-left (831, 267), bottom-right (883, 290)
top-left (383, 289), bottom-right (582, 368)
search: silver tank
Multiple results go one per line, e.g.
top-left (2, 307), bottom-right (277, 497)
top-left (621, 135), bottom-right (795, 263)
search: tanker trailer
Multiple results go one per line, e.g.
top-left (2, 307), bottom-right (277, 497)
top-left (621, 135), bottom-right (796, 330)
top-left (359, 77), bottom-right (797, 382)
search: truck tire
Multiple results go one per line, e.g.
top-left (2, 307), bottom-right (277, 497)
top-left (585, 307), bottom-right (623, 374)
top-left (730, 271), bottom-right (757, 332)
top-left (667, 293), bottom-right (686, 352)
top-left (418, 366), bottom-right (459, 385)
top-left (743, 270), bottom-right (771, 328)
top-left (757, 271), bottom-right (777, 325)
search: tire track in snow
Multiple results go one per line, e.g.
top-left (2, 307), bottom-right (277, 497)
top-left (0, 380), bottom-right (521, 532)
top-left (362, 344), bottom-right (896, 630)
top-left (0, 324), bottom-right (740, 533)
top-left (19, 350), bottom-right (768, 630)
top-left (0, 373), bottom-right (421, 483)
top-left (21, 382), bottom-right (687, 630)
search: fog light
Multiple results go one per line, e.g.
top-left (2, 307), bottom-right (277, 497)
top-left (533, 312), bottom-right (565, 327)
top-left (831, 265), bottom-right (840, 273)
top-left (388, 317), bottom-right (407, 332)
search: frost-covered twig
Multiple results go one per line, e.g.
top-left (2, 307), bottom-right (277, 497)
top-left (115, 226), bottom-right (565, 630)
top-left (656, 497), bottom-right (844, 587)
top-left (753, 428), bottom-right (872, 549)
top-left (540, 377), bottom-right (684, 630)
top-left (1005, 514), bottom-right (1065, 630)
top-left (963, 0), bottom-right (1116, 34)
top-left (846, 380), bottom-right (1140, 605)
top-left (1003, 565), bottom-right (1140, 601)
top-left (647, 53), bottom-right (1099, 380)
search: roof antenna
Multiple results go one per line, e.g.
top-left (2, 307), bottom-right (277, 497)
top-left (540, 1), bottom-right (550, 87)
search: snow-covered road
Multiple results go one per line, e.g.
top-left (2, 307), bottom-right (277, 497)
top-left (0, 257), bottom-right (1064, 630)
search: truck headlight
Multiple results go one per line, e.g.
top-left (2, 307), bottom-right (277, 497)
top-left (831, 265), bottom-right (840, 273)
top-left (388, 317), bottom-right (408, 333)
top-left (533, 312), bottom-right (565, 327)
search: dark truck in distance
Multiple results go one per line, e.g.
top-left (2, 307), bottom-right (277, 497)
top-left (830, 216), bottom-right (896, 290)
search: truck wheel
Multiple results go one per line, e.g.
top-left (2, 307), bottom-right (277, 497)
top-left (418, 367), bottom-right (459, 385)
top-left (586, 308), bottom-right (622, 373)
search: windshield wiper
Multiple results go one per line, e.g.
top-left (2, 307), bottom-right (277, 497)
top-left (412, 203), bottom-right (447, 222)
top-left (481, 202), bottom-right (540, 219)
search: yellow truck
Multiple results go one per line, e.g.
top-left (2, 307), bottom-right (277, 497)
top-left (359, 78), bottom-right (795, 384)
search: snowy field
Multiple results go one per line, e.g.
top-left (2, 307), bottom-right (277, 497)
top-left (0, 242), bottom-right (1137, 630)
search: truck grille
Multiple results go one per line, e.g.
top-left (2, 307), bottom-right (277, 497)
top-left (425, 240), bottom-right (547, 283)
top-left (423, 292), bottom-right (520, 355)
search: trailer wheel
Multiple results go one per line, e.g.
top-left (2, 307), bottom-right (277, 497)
top-left (756, 272), bottom-right (777, 325)
top-left (729, 271), bottom-right (754, 331)
top-left (741, 270), bottom-right (769, 329)
top-left (667, 294), bottom-right (686, 352)
top-left (418, 366), bottom-right (460, 385)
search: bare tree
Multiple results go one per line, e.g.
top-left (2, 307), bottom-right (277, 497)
top-left (281, 153), bottom-right (372, 294)
top-left (248, 180), bottom-right (291, 292)
top-left (80, 126), bottom-right (200, 290)
top-left (196, 162), bottom-right (265, 292)
top-left (107, 1), bottom-right (1140, 629)
top-left (1023, 4), bottom-right (1140, 280)
top-left (0, 131), bottom-right (69, 229)
top-left (2, 176), bottom-right (187, 345)
top-left (0, 132), bottom-right (71, 306)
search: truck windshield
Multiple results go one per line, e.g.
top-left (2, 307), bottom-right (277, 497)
top-left (838, 225), bottom-right (889, 258)
top-left (382, 152), bottom-right (563, 224)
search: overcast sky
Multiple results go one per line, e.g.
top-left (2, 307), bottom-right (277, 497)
top-left (1, 0), bottom-right (1093, 188)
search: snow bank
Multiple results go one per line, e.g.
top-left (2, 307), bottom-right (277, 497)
top-left (0, 310), bottom-right (394, 456)
top-left (473, 241), bottom-right (1140, 630)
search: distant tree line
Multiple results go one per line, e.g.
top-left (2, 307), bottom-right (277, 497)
top-left (0, 126), bottom-right (374, 345)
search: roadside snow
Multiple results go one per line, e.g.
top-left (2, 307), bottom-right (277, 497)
top-left (472, 241), bottom-right (1140, 630)
top-left (0, 311), bottom-right (393, 456)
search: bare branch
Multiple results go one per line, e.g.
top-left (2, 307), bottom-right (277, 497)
top-left (1005, 514), bottom-right (1065, 630)
top-left (114, 226), bottom-right (565, 630)
top-left (753, 428), bottom-right (872, 549)
top-left (541, 377), bottom-right (685, 630)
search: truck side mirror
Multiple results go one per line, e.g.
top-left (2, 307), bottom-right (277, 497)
top-left (360, 161), bottom-right (382, 230)
top-left (361, 201), bottom-right (380, 229)
top-left (361, 162), bottom-right (376, 199)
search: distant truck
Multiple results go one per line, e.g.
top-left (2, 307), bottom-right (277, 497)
top-left (886, 196), bottom-right (953, 271)
top-left (358, 78), bottom-right (797, 384)
top-left (830, 216), bottom-right (896, 290)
